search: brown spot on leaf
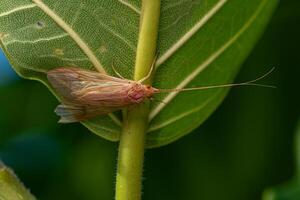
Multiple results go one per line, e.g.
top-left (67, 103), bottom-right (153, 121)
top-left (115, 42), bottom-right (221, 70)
top-left (36, 21), bottom-right (45, 29)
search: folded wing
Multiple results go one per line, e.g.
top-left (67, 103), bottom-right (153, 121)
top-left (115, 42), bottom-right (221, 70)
top-left (47, 67), bottom-right (131, 123)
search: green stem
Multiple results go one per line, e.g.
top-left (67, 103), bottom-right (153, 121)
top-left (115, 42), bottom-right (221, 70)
top-left (295, 119), bottom-right (300, 179)
top-left (0, 162), bottom-right (36, 200)
top-left (115, 1), bottom-right (161, 200)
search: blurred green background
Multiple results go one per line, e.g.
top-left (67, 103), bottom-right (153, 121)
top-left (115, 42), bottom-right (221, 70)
top-left (0, 0), bottom-right (299, 200)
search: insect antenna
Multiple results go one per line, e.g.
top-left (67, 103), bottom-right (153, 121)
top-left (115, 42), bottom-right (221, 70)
top-left (138, 53), bottom-right (159, 83)
top-left (157, 67), bottom-right (276, 93)
top-left (111, 62), bottom-right (126, 79)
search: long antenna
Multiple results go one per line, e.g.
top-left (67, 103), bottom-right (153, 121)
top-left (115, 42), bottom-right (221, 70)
top-left (157, 67), bottom-right (276, 93)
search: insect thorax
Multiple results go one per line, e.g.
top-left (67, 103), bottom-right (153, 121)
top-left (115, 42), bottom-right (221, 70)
top-left (127, 82), bottom-right (153, 104)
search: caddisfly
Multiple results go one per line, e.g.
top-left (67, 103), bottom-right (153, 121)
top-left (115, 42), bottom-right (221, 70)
top-left (47, 65), bottom-right (274, 123)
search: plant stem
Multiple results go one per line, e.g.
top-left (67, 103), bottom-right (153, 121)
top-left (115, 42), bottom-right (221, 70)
top-left (0, 162), bottom-right (36, 200)
top-left (115, 1), bottom-right (160, 200)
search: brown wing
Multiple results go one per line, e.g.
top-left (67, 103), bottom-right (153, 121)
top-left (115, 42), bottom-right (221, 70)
top-left (54, 104), bottom-right (121, 123)
top-left (47, 67), bottom-right (132, 123)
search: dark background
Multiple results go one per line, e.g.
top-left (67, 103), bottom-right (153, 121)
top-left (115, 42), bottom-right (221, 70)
top-left (0, 1), bottom-right (299, 199)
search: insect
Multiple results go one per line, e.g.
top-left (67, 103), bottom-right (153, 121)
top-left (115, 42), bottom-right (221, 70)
top-left (47, 65), bottom-right (274, 123)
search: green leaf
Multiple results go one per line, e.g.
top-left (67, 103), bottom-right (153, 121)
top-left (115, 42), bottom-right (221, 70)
top-left (0, 0), bottom-right (278, 147)
top-left (0, 162), bottom-right (36, 200)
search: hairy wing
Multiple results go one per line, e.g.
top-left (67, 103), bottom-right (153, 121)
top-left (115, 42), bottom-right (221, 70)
top-left (54, 104), bottom-right (122, 123)
top-left (47, 67), bottom-right (130, 104)
top-left (47, 67), bottom-right (132, 123)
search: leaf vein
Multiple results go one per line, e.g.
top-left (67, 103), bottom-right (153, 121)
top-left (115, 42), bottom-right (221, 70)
top-left (70, 3), bottom-right (84, 26)
top-left (156, 0), bottom-right (228, 67)
top-left (150, 0), bottom-right (268, 120)
top-left (31, 0), bottom-right (122, 126)
top-left (91, 14), bottom-right (136, 51)
top-left (4, 33), bottom-right (68, 46)
top-left (148, 92), bottom-right (217, 132)
top-left (162, 0), bottom-right (191, 11)
top-left (39, 54), bottom-right (89, 62)
top-left (117, 0), bottom-right (141, 15)
top-left (31, 0), bottom-right (106, 73)
top-left (0, 4), bottom-right (37, 18)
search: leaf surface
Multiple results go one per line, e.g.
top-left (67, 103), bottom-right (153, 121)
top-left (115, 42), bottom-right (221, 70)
top-left (0, 0), bottom-right (278, 147)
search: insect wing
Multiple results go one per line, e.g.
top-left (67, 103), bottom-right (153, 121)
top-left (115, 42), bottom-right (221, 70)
top-left (47, 67), bottom-right (129, 103)
top-left (47, 67), bottom-right (131, 123)
top-left (54, 104), bottom-right (121, 123)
